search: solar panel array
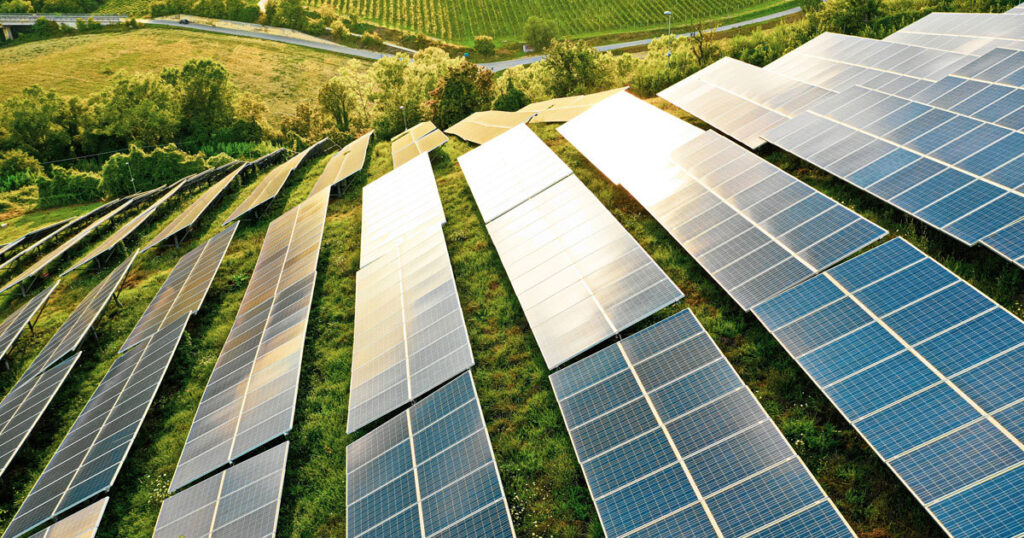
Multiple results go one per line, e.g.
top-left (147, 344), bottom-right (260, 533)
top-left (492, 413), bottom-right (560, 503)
top-left (551, 309), bottom-right (854, 537)
top-left (884, 12), bottom-right (1024, 55)
top-left (487, 174), bottom-right (683, 368)
top-left (457, 123), bottom-right (573, 222)
top-left (144, 162), bottom-right (247, 251)
top-left (121, 223), bottom-right (237, 352)
top-left (518, 87), bottom-right (628, 122)
top-left (0, 198), bottom-right (137, 295)
top-left (155, 441), bottom-right (289, 538)
top-left (171, 189), bottom-right (329, 492)
top-left (0, 283), bottom-right (58, 367)
top-left (753, 237), bottom-right (1024, 537)
top-left (0, 238), bottom-right (25, 263)
top-left (311, 131), bottom-right (374, 195)
top-left (348, 224), bottom-right (474, 433)
top-left (2, 316), bottom-right (190, 538)
top-left (445, 110), bottom-right (537, 145)
top-left (0, 202), bottom-right (117, 278)
top-left (223, 138), bottom-right (328, 224)
top-left (25, 497), bottom-right (107, 538)
top-left (62, 178), bottom-right (188, 276)
top-left (249, 148), bottom-right (286, 170)
top-left (360, 153), bottom-right (446, 267)
top-left (391, 121), bottom-right (449, 168)
top-left (346, 372), bottom-right (515, 538)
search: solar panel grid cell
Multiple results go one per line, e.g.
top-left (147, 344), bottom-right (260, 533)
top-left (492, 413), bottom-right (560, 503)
top-left (25, 497), bottom-right (106, 538)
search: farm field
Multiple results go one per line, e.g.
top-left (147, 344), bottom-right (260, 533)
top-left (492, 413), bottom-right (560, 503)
top-left (0, 97), bottom-right (1020, 535)
top-left (0, 27), bottom-right (368, 121)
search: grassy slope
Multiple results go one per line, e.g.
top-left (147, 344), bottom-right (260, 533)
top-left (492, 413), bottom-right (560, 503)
top-left (0, 104), bottom-right (1020, 537)
top-left (0, 27), bottom-right (367, 121)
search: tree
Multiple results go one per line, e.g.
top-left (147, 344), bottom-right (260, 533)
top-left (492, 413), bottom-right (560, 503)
top-left (99, 144), bottom-right (206, 197)
top-left (0, 0), bottom-right (33, 13)
top-left (318, 61), bottom-right (371, 136)
top-left (0, 86), bottom-right (76, 162)
top-left (89, 72), bottom-right (180, 146)
top-left (474, 35), bottom-right (495, 57)
top-left (265, 0), bottom-right (306, 30)
top-left (523, 16), bottom-right (558, 51)
top-left (688, 22), bottom-right (720, 68)
top-left (492, 77), bottom-right (530, 111)
top-left (427, 60), bottom-right (495, 128)
top-left (173, 59), bottom-right (236, 138)
top-left (542, 40), bottom-right (608, 97)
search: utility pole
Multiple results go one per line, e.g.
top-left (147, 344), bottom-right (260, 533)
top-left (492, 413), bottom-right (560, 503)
top-left (664, 10), bottom-right (673, 36)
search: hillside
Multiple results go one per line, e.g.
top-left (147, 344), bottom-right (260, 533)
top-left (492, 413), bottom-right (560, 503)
top-left (0, 26), bottom-right (368, 121)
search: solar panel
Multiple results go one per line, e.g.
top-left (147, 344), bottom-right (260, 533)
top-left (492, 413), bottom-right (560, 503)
top-left (170, 189), bottom-right (329, 492)
top-left (0, 202), bottom-right (118, 278)
top-left (144, 162), bottom-right (247, 251)
top-left (884, 12), bottom-right (1024, 55)
top-left (25, 497), bottom-right (106, 538)
top-left (391, 122), bottom-right (449, 168)
top-left (310, 131), bottom-right (374, 195)
top-left (155, 442), bottom-right (288, 538)
top-left (445, 110), bottom-right (537, 145)
top-left (764, 83), bottom-right (1024, 269)
top-left (346, 372), bottom-right (515, 538)
top-left (19, 218), bottom-right (74, 245)
top-left (249, 148), bottom-right (286, 171)
top-left (0, 282), bottom-right (58, 367)
top-left (753, 237), bottom-right (1024, 537)
top-left (907, 47), bottom-right (1024, 127)
top-left (223, 139), bottom-right (329, 225)
top-left (0, 238), bottom-right (25, 263)
top-left (1, 316), bottom-right (190, 538)
top-left (0, 198), bottom-right (136, 295)
top-left (360, 153), bottom-right (445, 267)
top-left (487, 175), bottom-right (683, 368)
top-left (550, 309), bottom-right (854, 537)
top-left (457, 123), bottom-right (573, 222)
top-left (348, 224), bottom-right (474, 433)
top-left (121, 223), bottom-right (237, 353)
top-left (1010, 2), bottom-right (1024, 13)
top-left (62, 178), bottom-right (188, 276)
top-left (519, 87), bottom-right (628, 122)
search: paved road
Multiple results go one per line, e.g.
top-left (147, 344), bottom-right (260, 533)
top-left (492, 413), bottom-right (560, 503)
top-left (480, 6), bottom-right (802, 71)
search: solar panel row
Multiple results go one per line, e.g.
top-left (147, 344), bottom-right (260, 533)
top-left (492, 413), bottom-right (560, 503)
top-left (518, 86), bottom-right (628, 122)
top-left (0, 282), bottom-right (58, 367)
top-left (445, 110), bottom-right (537, 145)
top-left (551, 309), bottom-right (854, 537)
top-left (346, 372), bottom-right (515, 538)
top-left (144, 162), bottom-right (247, 251)
top-left (0, 201), bottom-right (118, 279)
top-left (25, 497), bottom-right (106, 538)
top-left (753, 237), bottom-right (1024, 537)
top-left (311, 131), bottom-right (374, 195)
top-left (1009, 2), bottom-right (1024, 13)
top-left (391, 122), bottom-right (449, 168)
top-left (348, 224), bottom-right (474, 433)
top-left (249, 148), bottom-right (286, 171)
top-left (171, 189), bottom-right (329, 492)
top-left (156, 441), bottom-right (289, 538)
top-left (223, 138), bottom-right (329, 225)
top-left (884, 12), bottom-right (1024, 55)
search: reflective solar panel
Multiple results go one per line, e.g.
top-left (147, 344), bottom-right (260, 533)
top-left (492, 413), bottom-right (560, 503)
top-left (392, 121), bottom-right (449, 168)
top-left (346, 372), bottom-right (515, 538)
top-left (170, 189), bottom-right (329, 492)
top-left (121, 223), bottom-right (237, 352)
top-left (752, 237), bottom-right (1024, 537)
top-left (25, 497), bottom-right (106, 538)
top-left (486, 175), bottom-right (683, 368)
top-left (223, 139), bottom-right (328, 224)
top-left (445, 110), bottom-right (537, 145)
top-left (144, 162), bottom-right (247, 251)
top-left (156, 442), bottom-right (288, 538)
top-left (311, 131), bottom-right (374, 195)
top-left (1, 316), bottom-right (190, 538)
top-left (360, 153), bottom-right (445, 267)
top-left (519, 87), bottom-right (628, 122)
top-left (1009, 2), bottom-right (1024, 13)
top-left (884, 12), bottom-right (1024, 56)
top-left (0, 282), bottom-right (57, 367)
top-left (249, 148), bottom-right (286, 170)
top-left (764, 84), bottom-right (1024, 269)
top-left (348, 224), bottom-right (474, 433)
top-left (0, 238), bottom-right (25, 263)
top-left (550, 309), bottom-right (854, 537)
top-left (0, 202), bottom-right (118, 278)
top-left (457, 123), bottom-right (573, 222)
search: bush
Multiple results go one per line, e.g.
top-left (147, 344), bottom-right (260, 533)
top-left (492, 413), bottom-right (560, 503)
top-left (205, 152), bottom-right (236, 167)
top-left (0, 0), bottom-right (33, 12)
top-left (474, 35), bottom-right (495, 56)
top-left (29, 18), bottom-right (63, 38)
top-left (330, 19), bottom-right (349, 38)
top-left (492, 78), bottom-right (530, 111)
top-left (523, 16), bottom-right (557, 51)
top-left (76, 17), bottom-right (103, 32)
top-left (0, 150), bottom-right (43, 180)
top-left (38, 166), bottom-right (101, 208)
top-left (99, 144), bottom-right (206, 197)
top-left (360, 31), bottom-right (384, 49)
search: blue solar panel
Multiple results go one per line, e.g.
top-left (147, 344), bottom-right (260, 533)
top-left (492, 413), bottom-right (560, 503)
top-left (752, 237), bottom-right (1024, 536)
top-left (345, 372), bottom-right (515, 538)
top-left (550, 309), bottom-right (853, 538)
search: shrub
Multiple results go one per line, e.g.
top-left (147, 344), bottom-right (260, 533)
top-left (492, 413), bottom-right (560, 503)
top-left (523, 16), bottom-right (557, 51)
top-left (0, 150), bottom-right (43, 180)
top-left (99, 144), bottom-right (206, 197)
top-left (38, 166), bottom-right (101, 208)
top-left (330, 19), bottom-right (349, 38)
top-left (492, 78), bottom-right (529, 111)
top-left (360, 31), bottom-right (384, 49)
top-left (0, 0), bottom-right (32, 12)
top-left (474, 35), bottom-right (495, 56)
top-left (205, 152), bottom-right (236, 167)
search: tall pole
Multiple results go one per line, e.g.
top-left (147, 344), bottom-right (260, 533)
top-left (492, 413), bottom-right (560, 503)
top-left (664, 10), bottom-right (673, 37)
top-left (400, 105), bottom-right (407, 131)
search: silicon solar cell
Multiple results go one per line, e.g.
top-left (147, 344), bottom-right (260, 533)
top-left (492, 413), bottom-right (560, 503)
top-left (144, 162), bottom-right (247, 251)
top-left (310, 130), bottom-right (373, 195)
top-left (1010, 2), bottom-right (1024, 12)
top-left (360, 153), bottom-right (445, 267)
top-left (223, 138), bottom-right (328, 224)
top-left (348, 224), bottom-right (474, 433)
top-left (170, 190), bottom-right (329, 492)
top-left (884, 12), bottom-right (1024, 55)
top-left (1, 317), bottom-right (190, 538)
top-left (62, 177), bottom-right (188, 276)
top-left (121, 223), bottom-right (237, 353)
top-left (445, 110), bottom-right (537, 145)
top-left (457, 123), bottom-right (573, 222)
top-left (155, 442), bottom-right (288, 538)
top-left (518, 86), bottom-right (628, 122)
top-left (25, 497), bottom-right (106, 538)
top-left (752, 237), bottom-right (1024, 537)
top-left (486, 175), bottom-right (683, 368)
top-left (391, 122), bottom-right (449, 168)
top-left (346, 372), bottom-right (515, 538)
top-left (550, 309), bottom-right (854, 538)
top-left (0, 283), bottom-right (57, 367)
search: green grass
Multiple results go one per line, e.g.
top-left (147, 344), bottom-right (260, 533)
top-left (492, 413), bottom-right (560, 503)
top-left (0, 107), bottom-right (1021, 537)
top-left (0, 196), bottom-right (103, 245)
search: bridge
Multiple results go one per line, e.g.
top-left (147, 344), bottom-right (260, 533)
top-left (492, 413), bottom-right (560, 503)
top-left (0, 13), bottom-right (126, 39)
